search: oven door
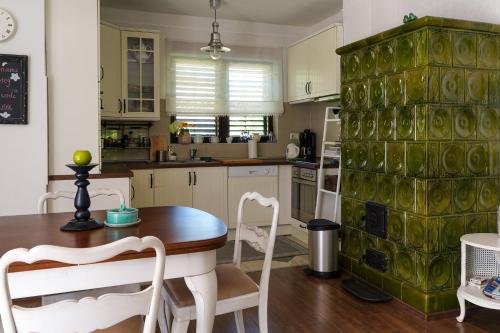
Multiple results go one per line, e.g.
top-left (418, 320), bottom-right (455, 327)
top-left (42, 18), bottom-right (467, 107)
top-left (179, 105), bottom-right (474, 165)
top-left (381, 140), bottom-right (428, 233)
top-left (292, 177), bottom-right (317, 223)
top-left (291, 177), bottom-right (301, 221)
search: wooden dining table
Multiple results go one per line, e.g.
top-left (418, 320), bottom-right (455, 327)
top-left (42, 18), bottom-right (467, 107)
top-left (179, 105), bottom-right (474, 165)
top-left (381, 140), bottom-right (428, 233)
top-left (0, 206), bottom-right (227, 333)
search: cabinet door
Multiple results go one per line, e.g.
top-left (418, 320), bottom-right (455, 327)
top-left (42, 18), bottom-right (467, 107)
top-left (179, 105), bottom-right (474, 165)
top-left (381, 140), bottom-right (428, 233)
top-left (308, 26), bottom-right (343, 98)
top-left (227, 176), bottom-right (278, 228)
top-left (192, 167), bottom-right (228, 225)
top-left (154, 168), bottom-right (192, 207)
top-left (100, 23), bottom-right (122, 118)
top-left (130, 169), bottom-right (154, 208)
top-left (121, 31), bottom-right (160, 120)
top-left (287, 42), bottom-right (309, 102)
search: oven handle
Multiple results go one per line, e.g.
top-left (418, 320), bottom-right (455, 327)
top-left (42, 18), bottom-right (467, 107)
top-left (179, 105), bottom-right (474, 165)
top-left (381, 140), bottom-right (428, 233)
top-left (291, 178), bottom-right (317, 186)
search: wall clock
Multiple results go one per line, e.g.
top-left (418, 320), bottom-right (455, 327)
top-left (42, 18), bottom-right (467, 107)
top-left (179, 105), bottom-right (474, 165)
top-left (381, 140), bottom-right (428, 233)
top-left (0, 9), bottom-right (15, 41)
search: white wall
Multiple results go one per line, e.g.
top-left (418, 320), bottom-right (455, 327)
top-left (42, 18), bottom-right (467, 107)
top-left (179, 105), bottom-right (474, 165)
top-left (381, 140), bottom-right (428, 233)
top-left (343, 0), bottom-right (500, 44)
top-left (0, 0), bottom-right (48, 216)
top-left (46, 0), bottom-right (100, 175)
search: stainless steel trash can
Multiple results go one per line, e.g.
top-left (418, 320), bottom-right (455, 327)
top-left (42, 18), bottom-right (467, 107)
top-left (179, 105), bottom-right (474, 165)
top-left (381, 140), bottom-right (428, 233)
top-left (307, 219), bottom-right (340, 278)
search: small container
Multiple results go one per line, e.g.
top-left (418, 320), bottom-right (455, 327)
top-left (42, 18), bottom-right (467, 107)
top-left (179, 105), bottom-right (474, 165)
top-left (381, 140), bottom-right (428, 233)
top-left (210, 136), bottom-right (219, 143)
top-left (307, 219), bottom-right (340, 278)
top-left (193, 136), bottom-right (204, 144)
top-left (156, 150), bottom-right (167, 162)
top-left (106, 207), bottom-right (139, 225)
top-left (226, 136), bottom-right (233, 144)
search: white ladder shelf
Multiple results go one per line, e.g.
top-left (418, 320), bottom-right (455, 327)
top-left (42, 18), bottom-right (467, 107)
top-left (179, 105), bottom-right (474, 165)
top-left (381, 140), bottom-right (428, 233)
top-left (314, 107), bottom-right (341, 222)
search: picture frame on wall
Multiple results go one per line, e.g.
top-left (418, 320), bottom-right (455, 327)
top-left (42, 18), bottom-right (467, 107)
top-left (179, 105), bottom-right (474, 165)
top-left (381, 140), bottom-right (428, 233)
top-left (0, 54), bottom-right (28, 124)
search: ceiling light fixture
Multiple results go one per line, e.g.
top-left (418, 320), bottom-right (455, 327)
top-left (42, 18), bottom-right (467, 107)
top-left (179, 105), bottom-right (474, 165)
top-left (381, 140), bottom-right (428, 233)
top-left (201, 0), bottom-right (230, 61)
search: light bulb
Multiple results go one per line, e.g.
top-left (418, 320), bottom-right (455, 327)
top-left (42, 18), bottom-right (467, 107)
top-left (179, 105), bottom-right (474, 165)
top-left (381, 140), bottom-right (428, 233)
top-left (210, 49), bottom-right (222, 61)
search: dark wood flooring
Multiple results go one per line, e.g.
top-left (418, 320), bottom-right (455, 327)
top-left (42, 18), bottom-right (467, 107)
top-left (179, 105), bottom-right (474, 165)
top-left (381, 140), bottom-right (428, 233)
top-left (187, 266), bottom-right (500, 333)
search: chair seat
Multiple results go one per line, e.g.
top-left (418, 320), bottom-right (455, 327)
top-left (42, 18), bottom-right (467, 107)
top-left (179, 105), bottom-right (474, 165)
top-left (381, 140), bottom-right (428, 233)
top-left (164, 264), bottom-right (259, 308)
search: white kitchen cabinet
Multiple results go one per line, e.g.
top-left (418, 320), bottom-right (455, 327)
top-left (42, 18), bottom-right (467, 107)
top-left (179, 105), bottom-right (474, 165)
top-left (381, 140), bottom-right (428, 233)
top-left (154, 168), bottom-right (192, 207)
top-left (287, 25), bottom-right (343, 103)
top-left (100, 23), bottom-right (122, 118)
top-left (130, 169), bottom-right (154, 208)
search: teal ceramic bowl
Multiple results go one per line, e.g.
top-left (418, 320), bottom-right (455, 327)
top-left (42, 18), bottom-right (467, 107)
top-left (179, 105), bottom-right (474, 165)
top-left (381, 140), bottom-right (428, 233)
top-left (106, 207), bottom-right (138, 225)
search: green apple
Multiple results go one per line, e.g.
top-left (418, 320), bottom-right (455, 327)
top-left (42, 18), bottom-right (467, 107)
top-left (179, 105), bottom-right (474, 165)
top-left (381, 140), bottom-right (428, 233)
top-left (73, 150), bottom-right (92, 165)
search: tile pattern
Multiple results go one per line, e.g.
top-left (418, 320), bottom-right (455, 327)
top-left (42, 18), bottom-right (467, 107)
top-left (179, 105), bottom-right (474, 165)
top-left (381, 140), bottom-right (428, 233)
top-left (339, 23), bottom-right (500, 314)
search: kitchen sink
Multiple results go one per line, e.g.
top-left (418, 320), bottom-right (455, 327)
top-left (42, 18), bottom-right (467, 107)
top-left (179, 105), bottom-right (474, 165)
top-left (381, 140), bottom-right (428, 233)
top-left (157, 159), bottom-right (217, 164)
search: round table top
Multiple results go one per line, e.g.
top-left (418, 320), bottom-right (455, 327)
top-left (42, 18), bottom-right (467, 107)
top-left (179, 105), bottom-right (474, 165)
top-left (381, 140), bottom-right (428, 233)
top-left (461, 233), bottom-right (500, 251)
top-left (0, 206), bottom-right (227, 272)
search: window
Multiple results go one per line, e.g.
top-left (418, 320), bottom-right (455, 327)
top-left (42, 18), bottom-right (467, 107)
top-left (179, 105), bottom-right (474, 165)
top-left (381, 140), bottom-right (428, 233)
top-left (229, 116), bottom-right (266, 136)
top-left (175, 115), bottom-right (217, 136)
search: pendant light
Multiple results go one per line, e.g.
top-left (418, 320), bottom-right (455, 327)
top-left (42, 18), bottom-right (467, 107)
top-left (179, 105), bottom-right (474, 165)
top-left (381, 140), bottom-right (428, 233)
top-left (201, 0), bottom-right (230, 60)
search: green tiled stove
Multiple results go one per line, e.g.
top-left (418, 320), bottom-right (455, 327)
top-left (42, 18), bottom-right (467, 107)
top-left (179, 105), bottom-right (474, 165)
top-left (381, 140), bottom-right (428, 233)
top-left (336, 16), bottom-right (500, 315)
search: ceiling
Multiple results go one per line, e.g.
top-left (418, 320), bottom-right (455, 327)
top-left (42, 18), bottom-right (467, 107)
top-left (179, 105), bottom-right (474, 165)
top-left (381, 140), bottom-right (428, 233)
top-left (100, 0), bottom-right (343, 26)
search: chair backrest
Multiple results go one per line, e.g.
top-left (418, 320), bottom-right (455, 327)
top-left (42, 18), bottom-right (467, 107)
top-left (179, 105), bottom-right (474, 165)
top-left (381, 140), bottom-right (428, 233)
top-left (233, 192), bottom-right (279, 307)
top-left (0, 236), bottom-right (165, 333)
top-left (37, 188), bottom-right (126, 213)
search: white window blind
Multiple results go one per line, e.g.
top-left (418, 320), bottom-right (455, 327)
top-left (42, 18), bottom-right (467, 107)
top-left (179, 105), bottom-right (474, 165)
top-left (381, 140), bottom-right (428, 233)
top-left (175, 115), bottom-right (216, 136)
top-left (229, 116), bottom-right (266, 136)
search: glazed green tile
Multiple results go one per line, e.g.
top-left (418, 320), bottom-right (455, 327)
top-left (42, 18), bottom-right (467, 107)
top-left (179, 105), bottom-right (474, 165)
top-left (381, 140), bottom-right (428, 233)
top-left (397, 177), bottom-right (415, 211)
top-left (488, 71), bottom-right (500, 105)
top-left (364, 231), bottom-right (379, 250)
top-left (428, 66), bottom-right (441, 103)
top-left (369, 142), bottom-right (385, 172)
top-left (383, 275), bottom-right (402, 299)
top-left (465, 70), bottom-right (488, 104)
top-left (453, 179), bottom-right (476, 213)
top-left (361, 172), bottom-right (377, 201)
top-left (365, 266), bottom-right (384, 288)
top-left (477, 178), bottom-right (499, 212)
top-left (396, 247), bottom-right (416, 284)
top-left (354, 81), bottom-right (369, 110)
top-left (406, 142), bottom-right (427, 177)
top-left (351, 258), bottom-right (366, 279)
top-left (428, 180), bottom-right (452, 215)
top-left (341, 84), bottom-right (354, 111)
top-left (415, 180), bottom-right (427, 215)
top-left (369, 77), bottom-right (385, 107)
top-left (466, 143), bottom-right (488, 176)
top-left (428, 106), bottom-right (451, 140)
top-left (387, 210), bottom-right (405, 244)
top-left (362, 109), bottom-right (377, 140)
top-left (340, 225), bottom-right (349, 255)
top-left (415, 105), bottom-right (427, 140)
top-left (377, 40), bottom-right (395, 74)
top-left (395, 33), bottom-right (415, 71)
top-left (346, 52), bottom-right (360, 82)
top-left (347, 170), bottom-right (362, 199)
top-left (344, 226), bottom-right (363, 259)
top-left (488, 212), bottom-right (498, 233)
top-left (386, 142), bottom-right (405, 175)
top-left (406, 215), bottom-right (439, 253)
top-left (376, 174), bottom-right (396, 208)
top-left (440, 68), bottom-right (464, 104)
top-left (356, 142), bottom-right (369, 170)
top-left (466, 213), bottom-right (489, 234)
top-left (360, 47), bottom-right (377, 78)
top-left (440, 216), bottom-right (465, 251)
top-left (441, 289), bottom-right (460, 311)
top-left (341, 56), bottom-right (348, 83)
top-left (340, 111), bottom-right (348, 140)
top-left (341, 197), bottom-right (354, 226)
top-left (440, 142), bottom-right (465, 176)
top-left (376, 238), bottom-right (397, 275)
top-left (477, 107), bottom-right (498, 139)
top-left (341, 141), bottom-right (355, 169)
top-left (347, 111), bottom-right (361, 140)
top-left (339, 253), bottom-right (351, 270)
top-left (452, 31), bottom-right (476, 67)
top-left (402, 283), bottom-right (442, 314)
top-left (477, 34), bottom-right (498, 69)
top-left (452, 252), bottom-right (461, 288)
top-left (378, 107), bottom-right (395, 140)
top-left (453, 106), bottom-right (476, 140)
top-left (396, 106), bottom-right (415, 140)
top-left (427, 142), bottom-right (440, 178)
top-left (416, 252), bottom-right (453, 291)
top-left (489, 142), bottom-right (499, 176)
top-left (429, 29), bottom-right (452, 65)
top-left (340, 172), bottom-right (350, 197)
top-left (415, 28), bottom-right (428, 67)
top-left (386, 73), bottom-right (405, 106)
top-left (406, 68), bottom-right (428, 105)
top-left (353, 200), bottom-right (366, 229)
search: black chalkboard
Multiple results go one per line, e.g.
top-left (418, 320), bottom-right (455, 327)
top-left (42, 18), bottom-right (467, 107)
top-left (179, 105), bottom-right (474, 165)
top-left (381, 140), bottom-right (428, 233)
top-left (0, 54), bottom-right (28, 124)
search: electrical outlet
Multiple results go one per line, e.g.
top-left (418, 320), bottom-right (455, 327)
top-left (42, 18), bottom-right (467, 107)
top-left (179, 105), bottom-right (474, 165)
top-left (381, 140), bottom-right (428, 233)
top-left (290, 132), bottom-right (299, 140)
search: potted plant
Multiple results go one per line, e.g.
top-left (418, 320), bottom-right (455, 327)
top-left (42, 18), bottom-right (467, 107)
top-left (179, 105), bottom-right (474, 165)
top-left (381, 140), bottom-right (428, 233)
top-left (169, 121), bottom-right (192, 144)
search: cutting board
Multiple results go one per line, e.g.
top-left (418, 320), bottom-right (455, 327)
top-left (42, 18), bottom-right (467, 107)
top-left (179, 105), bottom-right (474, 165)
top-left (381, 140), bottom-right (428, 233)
top-left (150, 135), bottom-right (168, 161)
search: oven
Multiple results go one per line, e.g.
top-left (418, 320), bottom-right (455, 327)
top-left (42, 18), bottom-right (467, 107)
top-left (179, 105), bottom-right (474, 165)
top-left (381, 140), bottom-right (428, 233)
top-left (291, 167), bottom-right (317, 223)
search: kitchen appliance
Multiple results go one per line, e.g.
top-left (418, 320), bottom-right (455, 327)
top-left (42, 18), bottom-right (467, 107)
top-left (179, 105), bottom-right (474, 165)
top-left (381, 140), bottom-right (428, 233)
top-left (286, 143), bottom-right (300, 159)
top-left (155, 150), bottom-right (167, 162)
top-left (299, 129), bottom-right (316, 161)
top-left (307, 219), bottom-right (340, 278)
top-left (292, 166), bottom-right (317, 223)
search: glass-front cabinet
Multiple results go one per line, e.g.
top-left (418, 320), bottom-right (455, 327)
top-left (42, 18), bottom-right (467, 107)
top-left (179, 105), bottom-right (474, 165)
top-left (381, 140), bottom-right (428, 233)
top-left (121, 31), bottom-right (160, 119)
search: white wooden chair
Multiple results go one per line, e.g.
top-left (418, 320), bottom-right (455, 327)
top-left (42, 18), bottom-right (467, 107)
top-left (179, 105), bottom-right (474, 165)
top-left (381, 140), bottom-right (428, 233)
top-left (37, 188), bottom-right (126, 213)
top-left (159, 192), bottom-right (279, 333)
top-left (0, 236), bottom-right (165, 333)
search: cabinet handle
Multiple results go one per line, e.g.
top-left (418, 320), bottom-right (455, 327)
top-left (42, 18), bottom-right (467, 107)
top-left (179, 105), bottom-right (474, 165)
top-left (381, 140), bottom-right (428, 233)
top-left (188, 172), bottom-right (192, 186)
top-left (100, 66), bottom-right (104, 81)
top-left (123, 99), bottom-right (127, 113)
top-left (193, 171), bottom-right (197, 186)
top-left (131, 184), bottom-right (135, 200)
top-left (118, 98), bottom-right (122, 113)
top-left (305, 82), bottom-right (308, 95)
top-left (150, 174), bottom-right (153, 188)
top-left (308, 81), bottom-right (312, 95)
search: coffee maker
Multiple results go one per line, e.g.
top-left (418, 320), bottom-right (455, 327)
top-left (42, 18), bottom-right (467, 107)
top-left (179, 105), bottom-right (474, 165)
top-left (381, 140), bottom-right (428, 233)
top-left (299, 129), bottom-right (316, 161)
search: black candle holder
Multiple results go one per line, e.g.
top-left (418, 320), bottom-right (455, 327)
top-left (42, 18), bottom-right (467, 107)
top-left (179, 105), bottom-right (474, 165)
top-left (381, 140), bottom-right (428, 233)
top-left (60, 163), bottom-right (104, 232)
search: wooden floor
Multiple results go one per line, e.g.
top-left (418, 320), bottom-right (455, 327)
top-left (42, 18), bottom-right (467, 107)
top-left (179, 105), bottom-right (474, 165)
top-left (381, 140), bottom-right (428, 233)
top-left (186, 266), bottom-right (500, 333)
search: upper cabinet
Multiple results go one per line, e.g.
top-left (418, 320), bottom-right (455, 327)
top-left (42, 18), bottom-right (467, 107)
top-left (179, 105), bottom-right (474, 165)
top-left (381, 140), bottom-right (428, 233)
top-left (287, 25), bottom-right (343, 103)
top-left (100, 23), bottom-right (160, 121)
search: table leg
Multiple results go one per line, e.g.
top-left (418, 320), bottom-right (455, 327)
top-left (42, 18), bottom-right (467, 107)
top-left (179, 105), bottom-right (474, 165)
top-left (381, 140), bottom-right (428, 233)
top-left (456, 291), bottom-right (466, 322)
top-left (184, 269), bottom-right (217, 333)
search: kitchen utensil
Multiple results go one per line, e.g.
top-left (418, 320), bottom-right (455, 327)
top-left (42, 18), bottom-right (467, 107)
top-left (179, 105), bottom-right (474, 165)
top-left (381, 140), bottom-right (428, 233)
top-left (286, 143), bottom-right (300, 159)
top-left (226, 137), bottom-right (233, 144)
top-left (210, 136), bottom-right (219, 143)
top-left (156, 150), bottom-right (167, 162)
